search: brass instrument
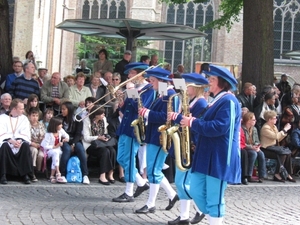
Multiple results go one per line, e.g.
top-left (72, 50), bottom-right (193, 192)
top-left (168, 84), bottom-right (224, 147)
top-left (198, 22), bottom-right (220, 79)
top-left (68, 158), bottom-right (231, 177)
top-left (75, 64), bottom-right (161, 122)
top-left (131, 88), bottom-right (149, 145)
top-left (167, 89), bottom-right (191, 171)
top-left (158, 93), bottom-right (180, 152)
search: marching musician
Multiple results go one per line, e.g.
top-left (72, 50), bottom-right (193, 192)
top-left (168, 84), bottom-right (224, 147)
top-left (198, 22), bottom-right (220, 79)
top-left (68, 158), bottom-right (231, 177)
top-left (112, 62), bottom-right (154, 203)
top-left (135, 67), bottom-right (179, 214)
top-left (180, 65), bottom-right (241, 225)
top-left (167, 73), bottom-right (208, 225)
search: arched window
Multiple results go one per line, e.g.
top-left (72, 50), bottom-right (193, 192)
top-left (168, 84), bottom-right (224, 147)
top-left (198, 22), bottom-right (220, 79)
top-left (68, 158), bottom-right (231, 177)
top-left (82, 0), bottom-right (127, 19)
top-left (164, 1), bottom-right (214, 73)
top-left (274, 0), bottom-right (300, 60)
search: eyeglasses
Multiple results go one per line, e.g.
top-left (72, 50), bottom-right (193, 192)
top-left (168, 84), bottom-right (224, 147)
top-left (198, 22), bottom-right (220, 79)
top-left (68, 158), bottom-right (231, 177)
top-left (112, 79), bottom-right (119, 81)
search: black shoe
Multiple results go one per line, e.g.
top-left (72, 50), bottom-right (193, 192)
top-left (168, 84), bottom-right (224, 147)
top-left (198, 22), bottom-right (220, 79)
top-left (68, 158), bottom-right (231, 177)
top-left (24, 175), bottom-right (31, 184)
top-left (168, 216), bottom-right (190, 225)
top-left (133, 182), bottom-right (149, 198)
top-left (119, 177), bottom-right (126, 183)
top-left (241, 178), bottom-right (248, 185)
top-left (165, 194), bottom-right (179, 210)
top-left (108, 179), bottom-right (115, 184)
top-left (0, 174), bottom-right (7, 185)
top-left (273, 175), bottom-right (285, 183)
top-left (190, 212), bottom-right (205, 224)
top-left (112, 193), bottom-right (134, 202)
top-left (135, 205), bottom-right (156, 214)
top-left (287, 176), bottom-right (296, 183)
top-left (98, 179), bottom-right (110, 185)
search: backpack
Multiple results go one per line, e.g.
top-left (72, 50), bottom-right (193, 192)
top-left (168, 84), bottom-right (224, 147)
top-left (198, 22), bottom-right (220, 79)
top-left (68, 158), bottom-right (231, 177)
top-left (66, 156), bottom-right (82, 183)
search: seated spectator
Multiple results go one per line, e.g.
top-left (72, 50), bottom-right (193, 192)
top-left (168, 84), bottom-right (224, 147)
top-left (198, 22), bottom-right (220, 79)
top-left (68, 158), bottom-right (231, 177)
top-left (0, 99), bottom-right (33, 185)
top-left (276, 74), bottom-right (291, 100)
top-left (40, 108), bottom-right (54, 130)
top-left (9, 62), bottom-right (40, 104)
top-left (149, 54), bottom-right (158, 66)
top-left (140, 55), bottom-right (150, 64)
top-left (253, 85), bottom-right (273, 110)
top-left (57, 101), bottom-right (90, 184)
top-left (24, 94), bottom-right (43, 120)
top-left (64, 75), bottom-right (76, 87)
top-left (82, 106), bottom-right (116, 185)
top-left (28, 107), bottom-right (46, 178)
top-left (41, 117), bottom-right (69, 184)
top-left (37, 68), bottom-right (49, 88)
top-left (4, 61), bottom-right (23, 93)
top-left (87, 75), bottom-right (106, 102)
top-left (41, 72), bottom-right (69, 115)
top-left (114, 50), bottom-right (132, 83)
top-left (76, 59), bottom-right (92, 84)
top-left (93, 49), bottom-right (113, 74)
top-left (260, 110), bottom-right (295, 183)
top-left (291, 120), bottom-right (300, 157)
top-left (281, 84), bottom-right (300, 114)
top-left (173, 64), bottom-right (184, 78)
top-left (237, 82), bottom-right (255, 112)
top-left (75, 96), bottom-right (97, 119)
top-left (242, 112), bottom-right (266, 183)
top-left (69, 72), bottom-right (92, 108)
top-left (0, 93), bottom-right (12, 115)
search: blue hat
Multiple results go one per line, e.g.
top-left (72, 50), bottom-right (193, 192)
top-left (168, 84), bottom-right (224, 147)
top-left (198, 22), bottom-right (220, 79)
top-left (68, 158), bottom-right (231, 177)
top-left (203, 64), bottom-right (237, 90)
top-left (124, 62), bottom-right (149, 75)
top-left (145, 67), bottom-right (171, 82)
top-left (182, 73), bottom-right (208, 85)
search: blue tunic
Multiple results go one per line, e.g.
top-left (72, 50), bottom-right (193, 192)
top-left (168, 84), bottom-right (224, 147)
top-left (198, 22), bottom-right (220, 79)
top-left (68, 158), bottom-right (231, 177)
top-left (191, 92), bottom-right (241, 184)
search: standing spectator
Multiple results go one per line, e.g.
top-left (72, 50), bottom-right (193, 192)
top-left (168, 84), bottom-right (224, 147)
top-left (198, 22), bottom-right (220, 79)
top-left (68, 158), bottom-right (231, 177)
top-left (276, 74), bottom-right (291, 100)
top-left (37, 68), bottom-right (49, 88)
top-left (140, 55), bottom-right (150, 64)
top-left (0, 93), bottom-right (12, 115)
top-left (237, 82), bottom-right (255, 112)
top-left (9, 62), bottom-right (40, 104)
top-left (76, 59), bottom-right (92, 84)
top-left (93, 49), bottom-right (113, 74)
top-left (0, 99), bottom-right (33, 185)
top-left (69, 72), bottom-right (92, 108)
top-left (173, 64), bottom-right (184, 78)
top-left (23, 50), bottom-right (37, 69)
top-left (149, 54), bottom-right (158, 66)
top-left (4, 61), bottom-right (24, 93)
top-left (114, 50), bottom-right (132, 82)
top-left (64, 75), bottom-right (76, 87)
top-left (41, 72), bottom-right (69, 115)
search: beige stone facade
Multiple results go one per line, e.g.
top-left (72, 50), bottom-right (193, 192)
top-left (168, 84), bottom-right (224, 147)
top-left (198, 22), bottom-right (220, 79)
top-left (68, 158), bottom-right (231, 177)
top-left (11, 0), bottom-right (300, 82)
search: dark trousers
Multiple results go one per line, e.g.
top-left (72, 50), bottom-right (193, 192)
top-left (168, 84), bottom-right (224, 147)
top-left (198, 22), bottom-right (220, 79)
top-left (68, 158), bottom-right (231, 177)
top-left (60, 142), bottom-right (89, 176)
top-left (240, 149), bottom-right (249, 179)
top-left (262, 148), bottom-right (292, 174)
top-left (0, 142), bottom-right (33, 177)
top-left (87, 145), bottom-right (116, 174)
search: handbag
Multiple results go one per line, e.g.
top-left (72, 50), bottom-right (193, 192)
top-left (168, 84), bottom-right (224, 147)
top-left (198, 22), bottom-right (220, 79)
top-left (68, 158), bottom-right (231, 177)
top-left (91, 137), bottom-right (117, 148)
top-left (266, 145), bottom-right (291, 155)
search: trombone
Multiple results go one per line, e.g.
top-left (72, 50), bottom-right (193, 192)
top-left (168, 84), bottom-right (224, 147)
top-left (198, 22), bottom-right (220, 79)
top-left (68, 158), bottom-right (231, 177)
top-left (74, 64), bottom-right (162, 122)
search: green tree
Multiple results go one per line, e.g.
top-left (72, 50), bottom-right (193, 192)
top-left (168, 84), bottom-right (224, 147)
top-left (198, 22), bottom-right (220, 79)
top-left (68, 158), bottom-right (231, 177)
top-left (0, 0), bottom-right (13, 84)
top-left (162, 0), bottom-right (274, 93)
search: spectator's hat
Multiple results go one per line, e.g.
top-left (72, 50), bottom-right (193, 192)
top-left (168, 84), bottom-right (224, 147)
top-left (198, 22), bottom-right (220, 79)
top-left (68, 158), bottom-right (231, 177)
top-left (145, 67), bottom-right (171, 82)
top-left (182, 73), bottom-right (208, 85)
top-left (124, 62), bottom-right (149, 74)
top-left (124, 50), bottom-right (132, 55)
top-left (203, 64), bottom-right (237, 90)
top-left (38, 68), bottom-right (48, 71)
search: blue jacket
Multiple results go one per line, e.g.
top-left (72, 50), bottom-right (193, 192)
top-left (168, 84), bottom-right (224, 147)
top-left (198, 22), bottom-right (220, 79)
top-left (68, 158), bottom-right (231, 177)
top-left (117, 84), bottom-right (154, 138)
top-left (4, 73), bottom-right (23, 93)
top-left (291, 128), bottom-right (300, 149)
top-left (145, 88), bottom-right (179, 146)
top-left (191, 92), bottom-right (241, 184)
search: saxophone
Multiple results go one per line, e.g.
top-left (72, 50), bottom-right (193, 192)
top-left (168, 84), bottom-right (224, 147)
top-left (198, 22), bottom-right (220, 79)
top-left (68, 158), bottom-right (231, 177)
top-left (167, 89), bottom-right (191, 171)
top-left (131, 89), bottom-right (148, 145)
top-left (158, 93), bottom-right (179, 153)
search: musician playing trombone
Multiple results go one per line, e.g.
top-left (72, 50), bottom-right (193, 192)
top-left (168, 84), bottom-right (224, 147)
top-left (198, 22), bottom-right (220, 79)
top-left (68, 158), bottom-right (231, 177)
top-left (167, 74), bottom-right (208, 225)
top-left (179, 65), bottom-right (241, 225)
top-left (135, 67), bottom-right (179, 214)
top-left (112, 62), bottom-right (154, 203)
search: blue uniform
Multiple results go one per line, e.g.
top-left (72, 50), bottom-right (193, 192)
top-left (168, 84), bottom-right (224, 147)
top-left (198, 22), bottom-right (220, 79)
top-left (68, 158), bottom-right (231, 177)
top-left (116, 84), bottom-right (154, 183)
top-left (189, 91), bottom-right (241, 218)
top-left (145, 88), bottom-right (179, 184)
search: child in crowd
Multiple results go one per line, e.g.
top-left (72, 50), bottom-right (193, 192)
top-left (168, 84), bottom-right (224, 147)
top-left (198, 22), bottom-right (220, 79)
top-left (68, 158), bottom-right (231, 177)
top-left (25, 94), bottom-right (43, 120)
top-left (28, 107), bottom-right (46, 178)
top-left (41, 117), bottom-right (69, 184)
top-left (41, 108), bottom-right (54, 129)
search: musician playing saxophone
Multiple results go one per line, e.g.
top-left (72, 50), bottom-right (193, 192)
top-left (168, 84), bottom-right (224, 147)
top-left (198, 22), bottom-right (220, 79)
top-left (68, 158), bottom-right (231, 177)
top-left (135, 67), bottom-right (180, 214)
top-left (167, 74), bottom-right (208, 225)
top-left (112, 62), bottom-right (154, 203)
